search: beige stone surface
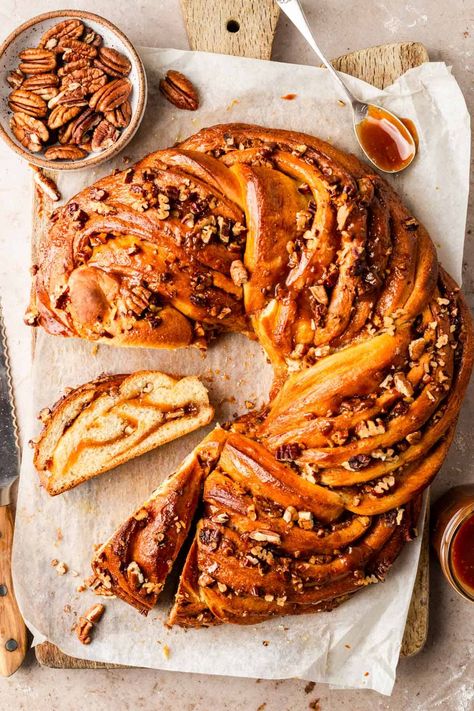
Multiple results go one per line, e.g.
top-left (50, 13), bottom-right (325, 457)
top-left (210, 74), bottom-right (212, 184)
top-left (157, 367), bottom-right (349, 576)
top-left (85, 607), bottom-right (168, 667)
top-left (0, 0), bottom-right (472, 708)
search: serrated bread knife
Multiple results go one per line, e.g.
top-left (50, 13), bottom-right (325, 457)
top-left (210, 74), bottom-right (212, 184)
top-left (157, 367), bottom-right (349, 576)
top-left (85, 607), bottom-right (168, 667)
top-left (0, 300), bottom-right (27, 676)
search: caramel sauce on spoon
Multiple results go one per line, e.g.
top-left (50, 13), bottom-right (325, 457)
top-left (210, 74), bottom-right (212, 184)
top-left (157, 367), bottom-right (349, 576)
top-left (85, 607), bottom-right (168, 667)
top-left (355, 105), bottom-right (417, 173)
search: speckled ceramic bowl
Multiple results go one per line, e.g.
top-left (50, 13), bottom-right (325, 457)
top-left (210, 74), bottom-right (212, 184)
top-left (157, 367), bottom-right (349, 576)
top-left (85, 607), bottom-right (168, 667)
top-left (0, 10), bottom-right (147, 170)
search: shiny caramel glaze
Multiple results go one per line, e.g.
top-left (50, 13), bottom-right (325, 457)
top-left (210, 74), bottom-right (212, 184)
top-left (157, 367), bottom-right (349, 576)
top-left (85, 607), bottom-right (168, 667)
top-left (355, 105), bottom-right (416, 172)
top-left (30, 123), bottom-right (472, 625)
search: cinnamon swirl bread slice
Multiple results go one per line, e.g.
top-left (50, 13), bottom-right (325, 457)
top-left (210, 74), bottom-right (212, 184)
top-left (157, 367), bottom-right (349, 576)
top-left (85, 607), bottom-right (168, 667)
top-left (33, 371), bottom-right (214, 495)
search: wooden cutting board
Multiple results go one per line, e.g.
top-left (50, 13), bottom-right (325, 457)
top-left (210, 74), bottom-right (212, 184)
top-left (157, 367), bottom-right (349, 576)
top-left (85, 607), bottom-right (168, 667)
top-left (33, 0), bottom-right (430, 669)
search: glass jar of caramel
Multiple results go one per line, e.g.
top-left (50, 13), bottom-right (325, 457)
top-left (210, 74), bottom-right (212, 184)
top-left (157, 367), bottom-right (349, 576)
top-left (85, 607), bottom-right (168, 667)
top-left (431, 485), bottom-right (474, 602)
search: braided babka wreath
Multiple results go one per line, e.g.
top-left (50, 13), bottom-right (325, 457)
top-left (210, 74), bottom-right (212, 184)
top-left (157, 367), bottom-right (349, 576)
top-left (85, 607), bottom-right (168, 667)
top-left (28, 124), bottom-right (473, 626)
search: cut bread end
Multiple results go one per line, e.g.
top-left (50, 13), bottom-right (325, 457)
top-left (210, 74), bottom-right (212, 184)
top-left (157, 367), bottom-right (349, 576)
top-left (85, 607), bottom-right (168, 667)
top-left (89, 429), bottom-right (228, 613)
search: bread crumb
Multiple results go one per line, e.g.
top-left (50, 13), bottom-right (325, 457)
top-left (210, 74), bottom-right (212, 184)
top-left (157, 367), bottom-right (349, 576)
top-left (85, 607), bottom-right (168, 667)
top-left (51, 559), bottom-right (68, 575)
top-left (162, 644), bottom-right (171, 659)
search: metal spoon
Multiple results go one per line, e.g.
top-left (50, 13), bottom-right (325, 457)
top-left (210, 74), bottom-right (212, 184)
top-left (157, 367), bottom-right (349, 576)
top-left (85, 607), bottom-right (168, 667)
top-left (276, 0), bottom-right (417, 173)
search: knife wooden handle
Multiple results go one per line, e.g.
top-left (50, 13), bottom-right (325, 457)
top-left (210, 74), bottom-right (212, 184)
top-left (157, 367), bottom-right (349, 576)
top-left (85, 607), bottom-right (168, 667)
top-left (0, 505), bottom-right (28, 676)
top-left (180, 0), bottom-right (280, 59)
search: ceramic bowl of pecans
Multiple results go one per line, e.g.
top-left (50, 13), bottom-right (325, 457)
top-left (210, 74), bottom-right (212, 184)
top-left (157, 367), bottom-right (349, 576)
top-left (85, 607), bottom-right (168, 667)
top-left (0, 10), bottom-right (147, 170)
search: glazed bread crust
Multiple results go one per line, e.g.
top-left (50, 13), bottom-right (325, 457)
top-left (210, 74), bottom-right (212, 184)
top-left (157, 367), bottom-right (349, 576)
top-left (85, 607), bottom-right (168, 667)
top-left (29, 124), bottom-right (473, 625)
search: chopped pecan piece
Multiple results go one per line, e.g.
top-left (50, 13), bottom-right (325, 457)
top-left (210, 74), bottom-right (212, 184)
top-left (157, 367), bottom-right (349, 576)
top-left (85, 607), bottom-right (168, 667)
top-left (408, 338), bottom-right (426, 361)
top-left (275, 442), bottom-right (302, 461)
top-left (82, 29), bottom-right (103, 47)
top-left (126, 561), bottom-right (145, 588)
top-left (89, 187), bottom-right (108, 201)
top-left (75, 603), bottom-right (105, 645)
top-left (406, 430), bottom-right (422, 445)
top-left (6, 68), bottom-right (24, 89)
top-left (404, 217), bottom-right (419, 231)
top-left (230, 259), bottom-right (248, 286)
top-left (309, 284), bottom-right (328, 305)
top-left (344, 454), bottom-right (372, 470)
top-left (393, 372), bottom-right (414, 398)
top-left (30, 165), bottom-right (61, 201)
top-left (249, 530), bottom-right (281, 544)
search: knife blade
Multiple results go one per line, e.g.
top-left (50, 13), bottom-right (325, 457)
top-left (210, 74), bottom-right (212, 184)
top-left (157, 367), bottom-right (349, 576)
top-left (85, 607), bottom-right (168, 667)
top-left (0, 297), bottom-right (28, 676)
top-left (0, 300), bottom-right (20, 505)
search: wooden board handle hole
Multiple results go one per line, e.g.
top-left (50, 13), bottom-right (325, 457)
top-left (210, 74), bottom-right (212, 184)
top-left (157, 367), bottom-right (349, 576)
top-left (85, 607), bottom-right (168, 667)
top-left (226, 19), bottom-right (240, 33)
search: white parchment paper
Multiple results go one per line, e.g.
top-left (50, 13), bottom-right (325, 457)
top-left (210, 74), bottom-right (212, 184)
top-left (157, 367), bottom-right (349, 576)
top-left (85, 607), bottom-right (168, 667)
top-left (12, 48), bottom-right (470, 695)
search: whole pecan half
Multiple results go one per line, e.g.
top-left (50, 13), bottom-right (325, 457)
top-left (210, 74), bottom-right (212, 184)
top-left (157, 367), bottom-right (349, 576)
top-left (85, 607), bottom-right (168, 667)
top-left (61, 66), bottom-right (107, 95)
top-left (48, 85), bottom-right (88, 109)
top-left (8, 89), bottom-right (47, 118)
top-left (159, 70), bottom-right (199, 111)
top-left (59, 38), bottom-right (98, 61)
top-left (79, 140), bottom-right (92, 153)
top-left (22, 73), bottom-right (59, 101)
top-left (91, 118), bottom-right (120, 151)
top-left (89, 77), bottom-right (132, 112)
top-left (39, 19), bottom-right (84, 51)
top-left (104, 99), bottom-right (132, 128)
top-left (57, 58), bottom-right (92, 77)
top-left (18, 48), bottom-right (57, 75)
top-left (48, 104), bottom-right (82, 130)
top-left (69, 108), bottom-right (101, 144)
top-left (44, 144), bottom-right (88, 160)
top-left (10, 112), bottom-right (49, 152)
top-left (94, 47), bottom-right (131, 77)
top-left (58, 120), bottom-right (74, 144)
